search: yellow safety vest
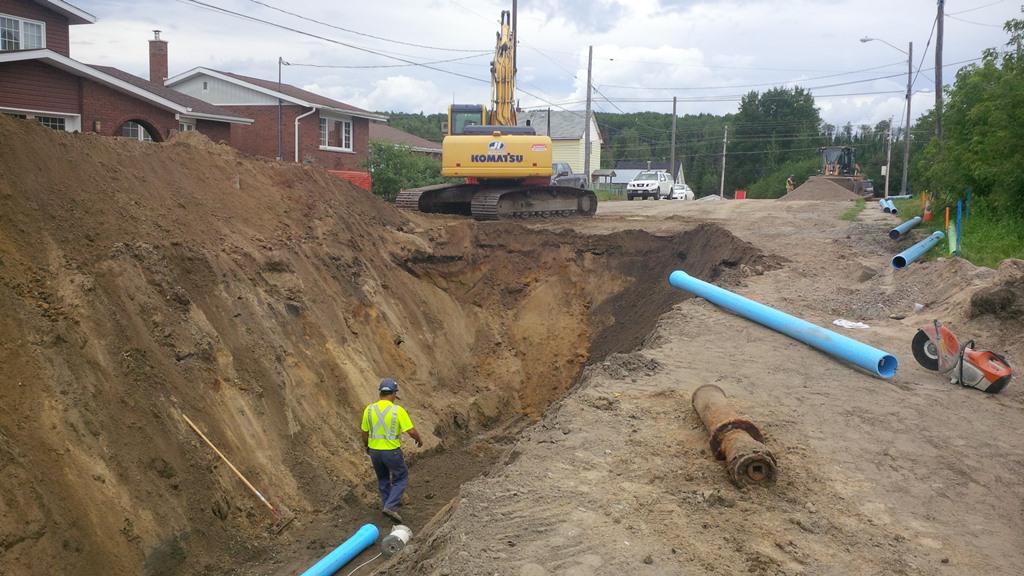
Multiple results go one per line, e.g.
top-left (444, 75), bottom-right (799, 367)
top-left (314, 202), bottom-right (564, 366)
top-left (362, 400), bottom-right (412, 450)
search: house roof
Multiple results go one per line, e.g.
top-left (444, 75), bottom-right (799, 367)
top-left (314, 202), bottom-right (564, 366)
top-left (0, 50), bottom-right (251, 124)
top-left (33, 0), bottom-right (96, 25)
top-left (614, 161), bottom-right (671, 170)
top-left (165, 67), bottom-right (387, 122)
top-left (90, 65), bottom-right (250, 123)
top-left (369, 123), bottom-right (441, 153)
top-left (516, 110), bottom-right (602, 142)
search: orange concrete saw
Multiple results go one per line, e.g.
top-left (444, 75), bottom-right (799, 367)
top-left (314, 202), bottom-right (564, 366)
top-left (912, 320), bottom-right (1013, 393)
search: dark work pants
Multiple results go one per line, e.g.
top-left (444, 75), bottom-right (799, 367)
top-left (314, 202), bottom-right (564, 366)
top-left (369, 448), bottom-right (408, 510)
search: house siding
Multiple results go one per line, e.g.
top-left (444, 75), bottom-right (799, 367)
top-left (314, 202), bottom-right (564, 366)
top-left (174, 75), bottom-right (278, 105)
top-left (0, 0), bottom-right (71, 56)
top-left (218, 104), bottom-right (368, 170)
top-left (195, 119), bottom-right (230, 143)
top-left (0, 59), bottom-right (79, 113)
top-left (80, 78), bottom-right (177, 141)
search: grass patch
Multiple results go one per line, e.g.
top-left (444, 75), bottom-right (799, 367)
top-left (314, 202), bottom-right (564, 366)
top-left (596, 189), bottom-right (625, 202)
top-left (840, 198), bottom-right (866, 221)
top-left (891, 197), bottom-right (1024, 268)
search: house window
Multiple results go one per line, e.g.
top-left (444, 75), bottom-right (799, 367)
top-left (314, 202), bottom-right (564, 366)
top-left (178, 120), bottom-right (196, 132)
top-left (0, 14), bottom-right (45, 51)
top-left (319, 117), bottom-right (330, 147)
top-left (120, 121), bottom-right (154, 142)
top-left (36, 116), bottom-right (65, 131)
top-left (341, 119), bottom-right (352, 151)
top-left (319, 117), bottom-right (353, 152)
top-left (5, 112), bottom-right (27, 120)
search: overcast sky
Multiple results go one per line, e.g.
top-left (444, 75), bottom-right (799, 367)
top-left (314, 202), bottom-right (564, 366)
top-left (70, 0), bottom-right (1015, 126)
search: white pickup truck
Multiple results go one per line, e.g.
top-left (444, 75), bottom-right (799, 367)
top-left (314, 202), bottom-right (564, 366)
top-left (626, 170), bottom-right (673, 200)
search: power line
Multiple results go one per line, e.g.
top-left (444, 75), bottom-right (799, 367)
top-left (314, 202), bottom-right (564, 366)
top-left (912, 16), bottom-right (940, 89)
top-left (946, 13), bottom-right (1005, 26)
top-left (947, 0), bottom-right (1005, 15)
top-left (283, 53), bottom-right (489, 69)
top-left (176, 0), bottom-right (586, 119)
top-left (599, 60), bottom-right (907, 92)
top-left (243, 0), bottom-right (491, 52)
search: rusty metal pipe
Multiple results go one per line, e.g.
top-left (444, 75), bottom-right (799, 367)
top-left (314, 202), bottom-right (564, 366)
top-left (691, 384), bottom-right (776, 487)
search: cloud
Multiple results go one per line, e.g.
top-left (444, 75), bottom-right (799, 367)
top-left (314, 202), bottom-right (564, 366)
top-left (65, 0), bottom-right (1018, 127)
top-left (307, 75), bottom-right (451, 113)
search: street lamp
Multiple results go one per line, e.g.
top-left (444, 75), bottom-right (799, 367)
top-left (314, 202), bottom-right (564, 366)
top-left (861, 37), bottom-right (913, 196)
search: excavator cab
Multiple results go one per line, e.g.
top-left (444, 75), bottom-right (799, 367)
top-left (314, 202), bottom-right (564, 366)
top-left (820, 146), bottom-right (857, 176)
top-left (447, 104), bottom-right (487, 136)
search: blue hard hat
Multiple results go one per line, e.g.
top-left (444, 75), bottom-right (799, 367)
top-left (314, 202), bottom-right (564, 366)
top-left (379, 378), bottom-right (399, 394)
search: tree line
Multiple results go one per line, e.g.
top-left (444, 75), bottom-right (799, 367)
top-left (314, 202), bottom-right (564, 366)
top-left (378, 18), bottom-right (1020, 211)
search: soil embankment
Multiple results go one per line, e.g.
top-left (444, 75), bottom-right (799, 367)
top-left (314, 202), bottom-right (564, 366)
top-left (0, 117), bottom-right (771, 575)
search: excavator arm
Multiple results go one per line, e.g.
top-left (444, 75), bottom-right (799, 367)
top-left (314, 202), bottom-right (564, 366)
top-left (489, 10), bottom-right (517, 127)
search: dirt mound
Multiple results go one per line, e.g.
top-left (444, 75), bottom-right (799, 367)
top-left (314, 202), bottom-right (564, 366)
top-left (0, 116), bottom-right (769, 575)
top-left (971, 259), bottom-right (1024, 319)
top-left (780, 176), bottom-right (861, 201)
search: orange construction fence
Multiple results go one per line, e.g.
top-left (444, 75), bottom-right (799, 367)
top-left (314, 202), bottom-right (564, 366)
top-left (328, 170), bottom-right (372, 192)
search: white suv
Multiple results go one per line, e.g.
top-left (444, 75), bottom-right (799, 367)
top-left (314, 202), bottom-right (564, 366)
top-left (627, 171), bottom-right (673, 200)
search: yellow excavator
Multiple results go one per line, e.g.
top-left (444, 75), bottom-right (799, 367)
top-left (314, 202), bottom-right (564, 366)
top-left (396, 8), bottom-right (597, 220)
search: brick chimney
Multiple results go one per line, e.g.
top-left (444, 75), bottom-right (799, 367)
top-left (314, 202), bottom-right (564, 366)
top-left (149, 30), bottom-right (168, 84)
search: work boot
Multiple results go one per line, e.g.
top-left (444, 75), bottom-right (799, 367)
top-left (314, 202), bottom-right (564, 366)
top-left (382, 508), bottom-right (403, 523)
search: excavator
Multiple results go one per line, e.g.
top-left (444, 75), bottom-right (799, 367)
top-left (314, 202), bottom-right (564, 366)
top-left (395, 8), bottom-right (597, 220)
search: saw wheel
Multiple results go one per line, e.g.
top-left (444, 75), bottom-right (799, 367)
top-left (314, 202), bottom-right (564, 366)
top-left (912, 330), bottom-right (940, 371)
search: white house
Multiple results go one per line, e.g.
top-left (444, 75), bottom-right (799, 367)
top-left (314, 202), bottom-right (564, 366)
top-left (517, 110), bottom-right (601, 178)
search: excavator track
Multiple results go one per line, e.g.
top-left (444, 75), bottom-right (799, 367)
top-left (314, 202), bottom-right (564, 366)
top-left (470, 185), bottom-right (598, 221)
top-left (397, 183), bottom-right (597, 221)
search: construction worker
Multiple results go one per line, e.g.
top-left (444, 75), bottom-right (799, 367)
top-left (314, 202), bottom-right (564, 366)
top-left (786, 175), bottom-right (795, 193)
top-left (361, 378), bottom-right (423, 524)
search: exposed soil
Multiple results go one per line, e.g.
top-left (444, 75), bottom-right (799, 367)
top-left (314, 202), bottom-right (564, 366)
top-left (780, 176), bottom-right (861, 201)
top-left (385, 199), bottom-right (1022, 576)
top-left (0, 116), bottom-right (772, 576)
top-left (4, 115), bottom-right (1022, 576)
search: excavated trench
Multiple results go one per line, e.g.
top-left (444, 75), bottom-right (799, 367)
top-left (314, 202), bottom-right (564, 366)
top-left (0, 117), bottom-right (772, 576)
top-left (236, 222), bottom-right (774, 576)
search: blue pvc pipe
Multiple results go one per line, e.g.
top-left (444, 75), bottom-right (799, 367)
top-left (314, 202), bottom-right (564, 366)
top-left (878, 198), bottom-right (890, 212)
top-left (299, 524), bottom-right (379, 576)
top-left (889, 216), bottom-right (922, 240)
top-left (884, 199), bottom-right (899, 215)
top-left (891, 231), bottom-right (945, 269)
top-left (668, 271), bottom-right (898, 379)
top-left (887, 194), bottom-right (912, 200)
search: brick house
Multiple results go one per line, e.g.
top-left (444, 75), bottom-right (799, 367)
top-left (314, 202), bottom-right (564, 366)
top-left (0, 0), bottom-right (250, 141)
top-left (369, 122), bottom-right (442, 158)
top-left (165, 68), bottom-right (386, 170)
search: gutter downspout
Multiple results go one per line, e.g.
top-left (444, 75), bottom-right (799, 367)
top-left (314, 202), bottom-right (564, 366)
top-left (295, 107), bottom-right (317, 163)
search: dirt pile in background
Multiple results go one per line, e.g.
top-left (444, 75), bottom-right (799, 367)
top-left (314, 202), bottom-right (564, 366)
top-left (0, 116), bottom-right (771, 576)
top-left (780, 177), bottom-right (861, 201)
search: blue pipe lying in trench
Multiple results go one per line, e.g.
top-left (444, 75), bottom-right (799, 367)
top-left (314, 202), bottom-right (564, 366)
top-left (889, 216), bottom-right (922, 240)
top-left (884, 199), bottom-right (899, 214)
top-left (891, 231), bottom-right (945, 269)
top-left (878, 198), bottom-right (890, 212)
top-left (299, 524), bottom-right (379, 576)
top-left (668, 271), bottom-right (898, 379)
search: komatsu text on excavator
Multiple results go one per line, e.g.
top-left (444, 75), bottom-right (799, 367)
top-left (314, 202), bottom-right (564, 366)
top-left (396, 7), bottom-right (597, 220)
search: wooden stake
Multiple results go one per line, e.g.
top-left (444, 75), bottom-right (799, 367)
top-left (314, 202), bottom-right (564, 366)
top-left (182, 413), bottom-right (279, 517)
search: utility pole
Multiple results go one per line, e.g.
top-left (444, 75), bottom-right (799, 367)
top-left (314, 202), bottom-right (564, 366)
top-left (901, 42), bottom-right (913, 195)
top-left (884, 116), bottom-right (893, 198)
top-left (670, 96), bottom-right (678, 182)
top-left (546, 107), bottom-right (551, 137)
top-left (719, 125), bottom-right (728, 198)
top-left (583, 45), bottom-right (593, 186)
top-left (935, 0), bottom-right (944, 142)
top-left (277, 57), bottom-right (284, 161)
